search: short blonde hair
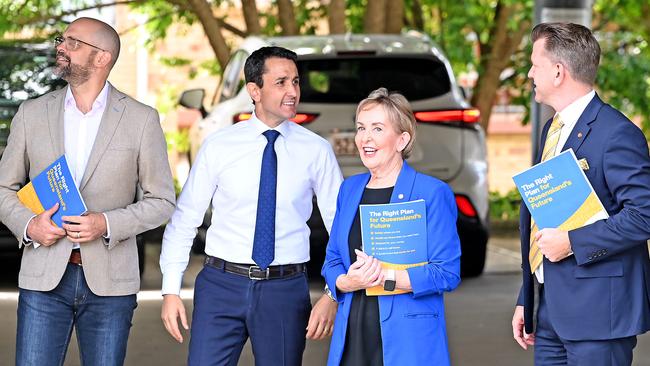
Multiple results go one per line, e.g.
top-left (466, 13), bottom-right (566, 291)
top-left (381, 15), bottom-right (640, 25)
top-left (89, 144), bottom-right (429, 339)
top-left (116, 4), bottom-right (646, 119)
top-left (355, 88), bottom-right (416, 159)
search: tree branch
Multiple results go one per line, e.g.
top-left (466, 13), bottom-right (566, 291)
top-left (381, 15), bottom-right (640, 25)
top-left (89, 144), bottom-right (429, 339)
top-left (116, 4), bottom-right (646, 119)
top-left (117, 12), bottom-right (174, 36)
top-left (241, 0), bottom-right (261, 35)
top-left (185, 0), bottom-right (230, 68)
top-left (218, 18), bottom-right (247, 38)
top-left (278, 0), bottom-right (299, 35)
top-left (116, 1), bottom-right (244, 40)
top-left (15, 0), bottom-right (146, 26)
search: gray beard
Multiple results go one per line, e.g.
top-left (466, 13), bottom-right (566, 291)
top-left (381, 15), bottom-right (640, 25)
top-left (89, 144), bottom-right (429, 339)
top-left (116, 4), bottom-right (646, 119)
top-left (54, 52), bottom-right (96, 87)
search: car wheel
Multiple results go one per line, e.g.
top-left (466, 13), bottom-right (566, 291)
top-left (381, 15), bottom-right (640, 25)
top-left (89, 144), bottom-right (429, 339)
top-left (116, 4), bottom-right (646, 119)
top-left (460, 238), bottom-right (487, 277)
top-left (458, 219), bottom-right (489, 277)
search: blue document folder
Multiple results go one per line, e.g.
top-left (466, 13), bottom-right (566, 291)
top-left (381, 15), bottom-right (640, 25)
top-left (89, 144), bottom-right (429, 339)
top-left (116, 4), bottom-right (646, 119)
top-left (359, 199), bottom-right (428, 295)
top-left (17, 155), bottom-right (87, 227)
top-left (512, 149), bottom-right (607, 231)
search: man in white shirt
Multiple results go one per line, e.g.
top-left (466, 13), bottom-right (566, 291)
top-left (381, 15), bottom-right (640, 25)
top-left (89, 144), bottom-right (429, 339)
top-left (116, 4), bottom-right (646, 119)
top-left (160, 46), bottom-right (343, 365)
top-left (0, 17), bottom-right (175, 365)
top-left (511, 23), bottom-right (650, 366)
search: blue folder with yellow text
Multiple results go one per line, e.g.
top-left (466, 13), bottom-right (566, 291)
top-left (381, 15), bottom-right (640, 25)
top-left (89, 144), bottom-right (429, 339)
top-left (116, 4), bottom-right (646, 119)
top-left (512, 149), bottom-right (608, 232)
top-left (360, 199), bottom-right (428, 296)
top-left (17, 155), bottom-right (87, 227)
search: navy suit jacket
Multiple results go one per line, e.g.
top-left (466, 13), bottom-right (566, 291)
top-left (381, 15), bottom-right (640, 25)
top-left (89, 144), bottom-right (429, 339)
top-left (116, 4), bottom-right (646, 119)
top-left (322, 161), bottom-right (461, 365)
top-left (518, 94), bottom-right (650, 340)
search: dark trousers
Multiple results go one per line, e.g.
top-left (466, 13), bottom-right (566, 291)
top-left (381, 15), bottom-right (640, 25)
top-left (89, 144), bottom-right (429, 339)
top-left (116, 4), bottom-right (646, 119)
top-left (188, 264), bottom-right (312, 366)
top-left (534, 285), bottom-right (636, 366)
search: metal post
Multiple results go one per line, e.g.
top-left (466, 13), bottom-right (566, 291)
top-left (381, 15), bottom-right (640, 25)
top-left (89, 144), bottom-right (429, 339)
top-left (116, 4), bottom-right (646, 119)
top-left (531, 0), bottom-right (593, 162)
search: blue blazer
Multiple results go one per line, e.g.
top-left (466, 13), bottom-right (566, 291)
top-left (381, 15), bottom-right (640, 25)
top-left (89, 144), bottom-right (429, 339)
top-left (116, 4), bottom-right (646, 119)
top-left (322, 162), bottom-right (461, 366)
top-left (518, 95), bottom-right (650, 340)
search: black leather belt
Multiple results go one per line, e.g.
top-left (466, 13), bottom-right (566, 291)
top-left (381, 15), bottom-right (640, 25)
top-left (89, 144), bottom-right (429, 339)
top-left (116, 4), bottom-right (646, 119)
top-left (204, 256), bottom-right (306, 280)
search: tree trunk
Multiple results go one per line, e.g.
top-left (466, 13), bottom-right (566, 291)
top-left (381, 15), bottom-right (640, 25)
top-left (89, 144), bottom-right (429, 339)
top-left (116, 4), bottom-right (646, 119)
top-left (364, 0), bottom-right (387, 33)
top-left (186, 0), bottom-right (230, 69)
top-left (409, 0), bottom-right (424, 31)
top-left (241, 0), bottom-right (261, 35)
top-left (328, 0), bottom-right (346, 34)
top-left (277, 0), bottom-right (299, 36)
top-left (471, 2), bottom-right (530, 132)
top-left (385, 0), bottom-right (404, 34)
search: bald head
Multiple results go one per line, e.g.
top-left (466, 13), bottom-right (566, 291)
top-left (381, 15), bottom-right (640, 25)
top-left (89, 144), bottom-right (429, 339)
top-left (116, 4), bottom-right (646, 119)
top-left (70, 17), bottom-right (121, 69)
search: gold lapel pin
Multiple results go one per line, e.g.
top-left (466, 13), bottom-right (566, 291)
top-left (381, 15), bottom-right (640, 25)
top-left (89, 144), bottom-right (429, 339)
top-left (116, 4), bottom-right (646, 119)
top-left (578, 158), bottom-right (590, 170)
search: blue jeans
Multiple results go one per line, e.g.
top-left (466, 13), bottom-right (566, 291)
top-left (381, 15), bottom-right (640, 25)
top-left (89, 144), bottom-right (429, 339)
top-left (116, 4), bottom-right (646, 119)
top-left (16, 263), bottom-right (137, 366)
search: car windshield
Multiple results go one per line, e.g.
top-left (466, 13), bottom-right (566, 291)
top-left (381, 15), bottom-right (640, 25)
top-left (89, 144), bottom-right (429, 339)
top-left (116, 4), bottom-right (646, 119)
top-left (298, 56), bottom-right (451, 104)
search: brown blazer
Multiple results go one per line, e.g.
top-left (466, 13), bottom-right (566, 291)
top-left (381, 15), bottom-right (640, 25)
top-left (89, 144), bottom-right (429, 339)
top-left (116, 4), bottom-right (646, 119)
top-left (0, 85), bottom-right (175, 296)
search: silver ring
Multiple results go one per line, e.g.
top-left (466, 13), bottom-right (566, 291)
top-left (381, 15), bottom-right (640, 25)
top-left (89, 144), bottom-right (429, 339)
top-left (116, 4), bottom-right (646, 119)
top-left (76, 232), bottom-right (80, 239)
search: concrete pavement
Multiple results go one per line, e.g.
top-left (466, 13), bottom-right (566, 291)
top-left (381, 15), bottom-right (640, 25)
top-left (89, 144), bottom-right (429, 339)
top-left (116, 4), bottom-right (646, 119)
top-left (0, 236), bottom-right (648, 365)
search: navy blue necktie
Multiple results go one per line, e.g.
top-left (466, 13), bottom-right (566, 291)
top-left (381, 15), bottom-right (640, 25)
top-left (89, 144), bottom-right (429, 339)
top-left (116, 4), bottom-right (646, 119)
top-left (252, 130), bottom-right (280, 270)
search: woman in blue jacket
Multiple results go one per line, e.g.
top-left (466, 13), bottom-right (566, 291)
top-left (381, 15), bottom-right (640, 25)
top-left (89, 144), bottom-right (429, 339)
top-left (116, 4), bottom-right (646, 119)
top-left (322, 88), bottom-right (461, 366)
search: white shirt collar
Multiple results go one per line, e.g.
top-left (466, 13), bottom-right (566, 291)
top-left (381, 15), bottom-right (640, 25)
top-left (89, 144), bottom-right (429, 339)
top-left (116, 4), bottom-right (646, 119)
top-left (249, 112), bottom-right (291, 138)
top-left (64, 82), bottom-right (110, 113)
top-left (556, 90), bottom-right (595, 130)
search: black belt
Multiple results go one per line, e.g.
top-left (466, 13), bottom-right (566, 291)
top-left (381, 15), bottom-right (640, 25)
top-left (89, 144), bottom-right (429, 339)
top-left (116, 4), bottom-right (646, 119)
top-left (204, 256), bottom-right (306, 280)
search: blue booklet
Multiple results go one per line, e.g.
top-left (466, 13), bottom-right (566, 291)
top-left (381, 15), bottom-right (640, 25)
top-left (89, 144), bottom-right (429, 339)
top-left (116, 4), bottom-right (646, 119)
top-left (359, 199), bottom-right (428, 296)
top-left (17, 155), bottom-right (87, 227)
top-left (512, 149), bottom-right (607, 232)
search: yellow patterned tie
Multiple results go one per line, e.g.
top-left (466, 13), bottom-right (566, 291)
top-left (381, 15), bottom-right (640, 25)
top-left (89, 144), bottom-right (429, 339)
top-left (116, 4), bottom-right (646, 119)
top-left (529, 115), bottom-right (564, 273)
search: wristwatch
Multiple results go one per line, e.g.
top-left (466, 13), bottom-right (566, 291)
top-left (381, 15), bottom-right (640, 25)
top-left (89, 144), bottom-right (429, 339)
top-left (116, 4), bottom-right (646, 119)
top-left (383, 269), bottom-right (396, 291)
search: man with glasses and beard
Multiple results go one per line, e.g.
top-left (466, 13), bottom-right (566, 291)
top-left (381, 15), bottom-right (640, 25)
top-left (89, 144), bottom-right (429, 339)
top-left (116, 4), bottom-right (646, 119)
top-left (0, 17), bottom-right (175, 365)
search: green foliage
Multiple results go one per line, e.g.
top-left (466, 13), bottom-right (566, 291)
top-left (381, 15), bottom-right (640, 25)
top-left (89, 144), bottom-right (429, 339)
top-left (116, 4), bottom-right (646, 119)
top-left (1, 0), bottom-right (648, 136)
top-left (259, 7), bottom-right (280, 36)
top-left (402, 0), bottom-right (534, 75)
top-left (155, 83), bottom-right (182, 115)
top-left (308, 71), bottom-right (329, 93)
top-left (345, 0), bottom-right (365, 33)
top-left (199, 59), bottom-right (221, 74)
top-left (0, 40), bottom-right (66, 101)
top-left (0, 0), bottom-right (69, 35)
top-left (489, 188), bottom-right (521, 222)
top-left (173, 176), bottom-right (183, 196)
top-left (129, 0), bottom-right (197, 49)
top-left (597, 31), bottom-right (650, 137)
top-left (158, 56), bottom-right (191, 67)
top-left (593, 0), bottom-right (650, 138)
top-left (502, 41), bottom-right (533, 124)
top-left (165, 129), bottom-right (190, 154)
top-left (293, 0), bottom-right (327, 35)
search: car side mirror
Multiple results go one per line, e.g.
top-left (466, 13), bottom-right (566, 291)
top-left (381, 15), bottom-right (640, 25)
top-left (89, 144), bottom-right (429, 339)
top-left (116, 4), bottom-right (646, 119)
top-left (179, 88), bottom-right (208, 118)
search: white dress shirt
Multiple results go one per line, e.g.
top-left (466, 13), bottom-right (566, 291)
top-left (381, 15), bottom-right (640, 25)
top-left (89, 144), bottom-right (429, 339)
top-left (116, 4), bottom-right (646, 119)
top-left (23, 83), bottom-right (111, 249)
top-left (535, 89), bottom-right (595, 283)
top-left (160, 114), bottom-right (343, 295)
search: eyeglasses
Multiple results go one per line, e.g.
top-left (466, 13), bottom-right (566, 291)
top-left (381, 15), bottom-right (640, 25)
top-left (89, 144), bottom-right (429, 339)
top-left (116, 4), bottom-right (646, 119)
top-left (54, 35), bottom-right (106, 52)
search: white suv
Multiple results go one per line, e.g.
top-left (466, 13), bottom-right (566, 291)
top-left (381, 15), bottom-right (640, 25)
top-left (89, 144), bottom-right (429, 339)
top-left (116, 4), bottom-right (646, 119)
top-left (179, 33), bottom-right (489, 276)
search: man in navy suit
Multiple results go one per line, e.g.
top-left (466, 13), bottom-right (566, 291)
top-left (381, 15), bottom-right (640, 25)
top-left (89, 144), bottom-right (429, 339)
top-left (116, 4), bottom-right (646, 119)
top-left (511, 22), bottom-right (650, 365)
